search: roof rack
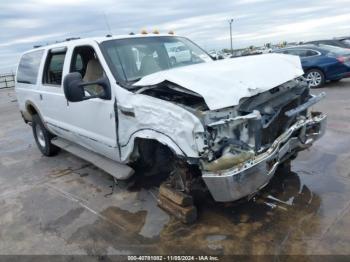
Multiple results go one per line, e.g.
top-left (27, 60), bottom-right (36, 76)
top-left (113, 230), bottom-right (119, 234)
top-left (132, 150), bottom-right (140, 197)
top-left (33, 37), bottom-right (81, 48)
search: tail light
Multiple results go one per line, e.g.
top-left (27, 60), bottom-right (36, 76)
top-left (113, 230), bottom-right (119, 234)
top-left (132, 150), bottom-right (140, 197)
top-left (337, 56), bottom-right (346, 63)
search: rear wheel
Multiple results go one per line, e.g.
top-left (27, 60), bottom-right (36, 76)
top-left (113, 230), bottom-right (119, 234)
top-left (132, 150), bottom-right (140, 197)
top-left (305, 69), bottom-right (325, 88)
top-left (32, 114), bottom-right (60, 156)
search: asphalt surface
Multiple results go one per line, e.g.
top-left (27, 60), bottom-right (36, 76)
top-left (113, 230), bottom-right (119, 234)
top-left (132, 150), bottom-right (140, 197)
top-left (0, 80), bottom-right (350, 256)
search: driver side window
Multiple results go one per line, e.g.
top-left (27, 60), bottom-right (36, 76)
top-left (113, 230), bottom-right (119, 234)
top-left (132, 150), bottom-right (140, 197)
top-left (70, 46), bottom-right (105, 96)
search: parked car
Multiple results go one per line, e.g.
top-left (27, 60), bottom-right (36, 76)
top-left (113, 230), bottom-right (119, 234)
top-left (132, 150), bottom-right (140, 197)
top-left (167, 44), bottom-right (192, 65)
top-left (305, 39), bottom-right (350, 49)
top-left (15, 34), bottom-right (326, 223)
top-left (274, 44), bottom-right (350, 88)
top-left (208, 50), bottom-right (224, 60)
top-left (334, 36), bottom-right (350, 47)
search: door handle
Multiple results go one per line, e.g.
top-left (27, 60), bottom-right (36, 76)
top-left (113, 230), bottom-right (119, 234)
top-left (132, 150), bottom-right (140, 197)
top-left (119, 105), bottom-right (135, 117)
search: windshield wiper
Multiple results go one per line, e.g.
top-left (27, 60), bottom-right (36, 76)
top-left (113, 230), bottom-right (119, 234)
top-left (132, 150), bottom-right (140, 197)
top-left (116, 77), bottom-right (143, 90)
top-left (128, 77), bottom-right (142, 83)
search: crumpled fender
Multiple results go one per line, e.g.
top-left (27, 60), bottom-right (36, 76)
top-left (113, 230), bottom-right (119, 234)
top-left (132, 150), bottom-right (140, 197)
top-left (118, 93), bottom-right (204, 162)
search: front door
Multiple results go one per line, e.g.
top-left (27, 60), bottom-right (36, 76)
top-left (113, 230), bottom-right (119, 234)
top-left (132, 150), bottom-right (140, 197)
top-left (60, 44), bottom-right (119, 161)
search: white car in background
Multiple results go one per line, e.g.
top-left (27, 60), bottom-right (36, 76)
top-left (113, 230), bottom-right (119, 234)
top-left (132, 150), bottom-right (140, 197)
top-left (168, 44), bottom-right (192, 65)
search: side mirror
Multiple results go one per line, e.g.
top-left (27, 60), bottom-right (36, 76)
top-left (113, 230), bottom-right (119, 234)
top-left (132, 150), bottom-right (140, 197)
top-left (63, 72), bottom-right (111, 102)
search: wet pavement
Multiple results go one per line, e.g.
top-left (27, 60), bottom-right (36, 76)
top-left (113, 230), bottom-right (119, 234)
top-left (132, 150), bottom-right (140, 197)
top-left (0, 81), bottom-right (350, 256)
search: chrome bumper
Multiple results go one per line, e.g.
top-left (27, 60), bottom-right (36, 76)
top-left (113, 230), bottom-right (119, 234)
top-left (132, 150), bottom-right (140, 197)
top-left (202, 112), bottom-right (327, 202)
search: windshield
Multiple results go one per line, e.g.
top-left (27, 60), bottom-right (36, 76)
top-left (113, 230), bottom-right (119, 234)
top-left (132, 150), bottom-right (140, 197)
top-left (100, 36), bottom-right (212, 85)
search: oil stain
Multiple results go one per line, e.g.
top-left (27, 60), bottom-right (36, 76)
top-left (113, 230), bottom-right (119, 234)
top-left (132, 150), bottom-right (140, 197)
top-left (158, 166), bottom-right (323, 255)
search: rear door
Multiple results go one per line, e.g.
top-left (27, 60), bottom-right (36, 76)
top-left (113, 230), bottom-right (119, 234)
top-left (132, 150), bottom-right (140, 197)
top-left (38, 46), bottom-right (73, 141)
top-left (285, 49), bottom-right (320, 70)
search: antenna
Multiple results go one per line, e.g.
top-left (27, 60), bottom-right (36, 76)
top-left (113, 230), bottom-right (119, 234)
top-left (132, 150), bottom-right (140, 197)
top-left (103, 12), bottom-right (112, 35)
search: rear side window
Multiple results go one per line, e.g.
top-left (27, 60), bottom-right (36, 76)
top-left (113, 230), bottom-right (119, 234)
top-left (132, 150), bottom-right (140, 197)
top-left (305, 50), bottom-right (319, 57)
top-left (291, 49), bottom-right (308, 57)
top-left (43, 48), bottom-right (67, 86)
top-left (17, 50), bottom-right (44, 84)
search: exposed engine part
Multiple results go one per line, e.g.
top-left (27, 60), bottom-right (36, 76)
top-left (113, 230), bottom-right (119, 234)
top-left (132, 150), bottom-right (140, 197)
top-left (199, 79), bottom-right (312, 165)
top-left (138, 81), bottom-right (209, 111)
top-left (201, 145), bottom-right (254, 172)
top-left (285, 92), bottom-right (326, 117)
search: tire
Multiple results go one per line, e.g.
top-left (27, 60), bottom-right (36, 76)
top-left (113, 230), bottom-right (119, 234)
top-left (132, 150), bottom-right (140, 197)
top-left (32, 114), bottom-right (60, 156)
top-left (305, 69), bottom-right (325, 88)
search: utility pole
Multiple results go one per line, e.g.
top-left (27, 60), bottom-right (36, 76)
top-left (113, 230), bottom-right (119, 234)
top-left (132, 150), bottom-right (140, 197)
top-left (229, 18), bottom-right (234, 55)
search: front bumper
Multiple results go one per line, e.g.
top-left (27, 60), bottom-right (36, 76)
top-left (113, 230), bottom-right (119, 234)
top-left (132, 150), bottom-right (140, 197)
top-left (202, 112), bottom-right (327, 202)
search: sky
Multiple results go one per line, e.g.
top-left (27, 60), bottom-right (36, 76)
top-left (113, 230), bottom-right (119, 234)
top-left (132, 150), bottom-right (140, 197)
top-left (1, 0), bottom-right (350, 74)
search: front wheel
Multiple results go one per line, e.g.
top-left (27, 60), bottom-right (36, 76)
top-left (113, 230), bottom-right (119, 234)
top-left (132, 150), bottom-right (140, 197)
top-left (305, 69), bottom-right (325, 88)
top-left (32, 114), bottom-right (60, 156)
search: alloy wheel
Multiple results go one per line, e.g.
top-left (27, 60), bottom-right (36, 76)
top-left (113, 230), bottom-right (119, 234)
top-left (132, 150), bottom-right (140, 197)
top-left (306, 71), bottom-right (322, 87)
top-left (35, 124), bottom-right (46, 148)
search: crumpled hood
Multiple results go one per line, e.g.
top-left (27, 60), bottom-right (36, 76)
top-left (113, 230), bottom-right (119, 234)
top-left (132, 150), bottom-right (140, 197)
top-left (133, 54), bottom-right (304, 110)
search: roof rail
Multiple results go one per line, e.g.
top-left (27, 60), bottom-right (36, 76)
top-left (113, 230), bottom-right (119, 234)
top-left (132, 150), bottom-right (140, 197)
top-left (65, 37), bottom-right (80, 41)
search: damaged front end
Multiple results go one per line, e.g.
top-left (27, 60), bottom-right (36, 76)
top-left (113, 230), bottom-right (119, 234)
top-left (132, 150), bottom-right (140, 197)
top-left (133, 54), bottom-right (327, 203)
top-left (197, 78), bottom-right (327, 202)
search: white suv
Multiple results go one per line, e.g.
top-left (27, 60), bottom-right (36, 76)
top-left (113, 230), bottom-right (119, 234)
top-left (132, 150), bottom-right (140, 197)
top-left (15, 34), bottom-right (326, 221)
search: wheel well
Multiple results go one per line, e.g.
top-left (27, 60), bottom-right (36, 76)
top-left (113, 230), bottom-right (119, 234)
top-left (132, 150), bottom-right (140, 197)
top-left (305, 67), bottom-right (325, 76)
top-left (26, 104), bottom-right (38, 116)
top-left (128, 138), bottom-right (178, 177)
top-left (23, 102), bottom-right (42, 123)
top-left (131, 138), bottom-right (177, 163)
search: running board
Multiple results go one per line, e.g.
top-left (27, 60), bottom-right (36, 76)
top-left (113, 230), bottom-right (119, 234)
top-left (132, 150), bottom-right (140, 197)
top-left (51, 137), bottom-right (134, 180)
